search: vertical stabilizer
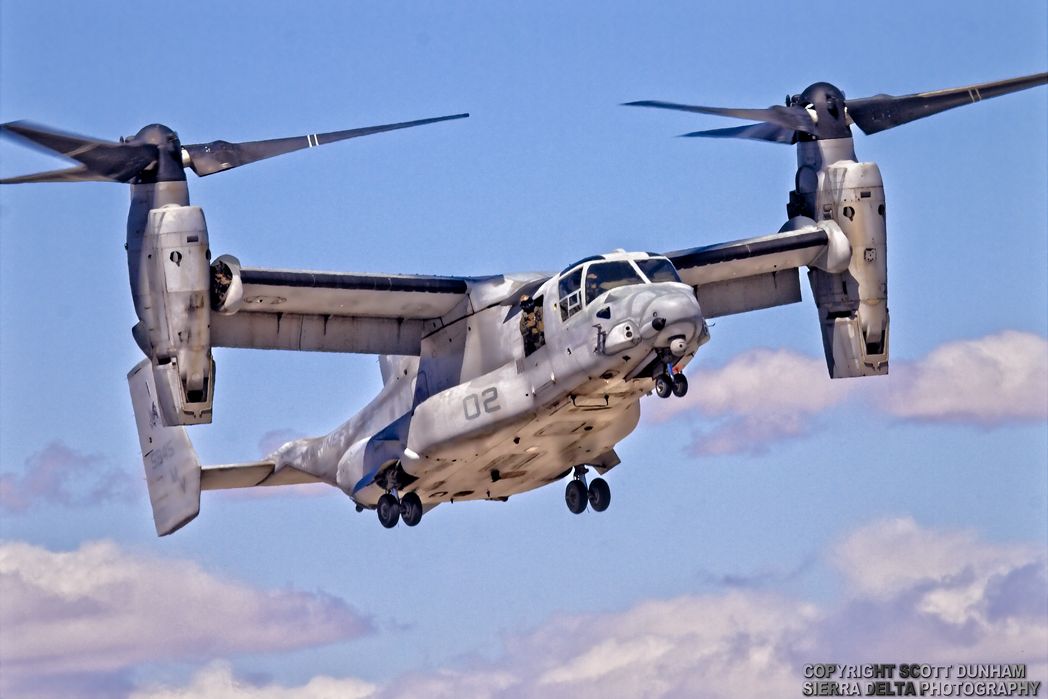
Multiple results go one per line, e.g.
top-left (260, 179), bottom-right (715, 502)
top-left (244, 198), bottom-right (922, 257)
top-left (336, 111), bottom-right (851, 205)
top-left (127, 359), bottom-right (202, 535)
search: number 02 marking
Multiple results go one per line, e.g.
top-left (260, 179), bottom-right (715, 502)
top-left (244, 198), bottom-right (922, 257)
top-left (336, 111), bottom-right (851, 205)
top-left (464, 387), bottom-right (500, 420)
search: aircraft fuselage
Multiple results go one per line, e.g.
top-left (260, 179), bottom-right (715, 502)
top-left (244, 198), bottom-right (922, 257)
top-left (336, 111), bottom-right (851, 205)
top-left (270, 252), bottom-right (708, 512)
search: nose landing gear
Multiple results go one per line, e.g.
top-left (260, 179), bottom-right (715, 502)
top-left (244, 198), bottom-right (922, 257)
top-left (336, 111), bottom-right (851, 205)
top-left (653, 342), bottom-right (689, 399)
top-left (655, 369), bottom-right (688, 399)
top-left (564, 465), bottom-right (612, 514)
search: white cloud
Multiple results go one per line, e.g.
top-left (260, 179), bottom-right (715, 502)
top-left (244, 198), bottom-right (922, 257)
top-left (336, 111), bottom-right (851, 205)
top-left (0, 540), bottom-right (372, 697)
top-left (650, 332), bottom-right (1047, 455)
top-left (647, 348), bottom-right (855, 454)
top-left (833, 517), bottom-right (1035, 603)
top-left (649, 348), bottom-right (851, 422)
top-left (0, 441), bottom-right (138, 513)
top-left (127, 518), bottom-right (1047, 699)
top-left (130, 661), bottom-right (375, 699)
top-left (880, 331), bottom-right (1048, 424)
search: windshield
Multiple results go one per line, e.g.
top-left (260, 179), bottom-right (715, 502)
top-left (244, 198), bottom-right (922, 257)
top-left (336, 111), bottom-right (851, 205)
top-left (584, 261), bottom-right (645, 305)
top-left (636, 257), bottom-right (682, 284)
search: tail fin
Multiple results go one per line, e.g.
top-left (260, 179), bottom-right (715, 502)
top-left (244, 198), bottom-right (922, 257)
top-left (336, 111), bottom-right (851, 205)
top-left (128, 360), bottom-right (201, 536)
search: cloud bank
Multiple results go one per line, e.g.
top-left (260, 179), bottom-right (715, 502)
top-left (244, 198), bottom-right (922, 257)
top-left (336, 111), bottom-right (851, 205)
top-left (879, 331), bottom-right (1048, 424)
top-left (130, 661), bottom-right (377, 699)
top-left (126, 517), bottom-right (1046, 699)
top-left (649, 331), bottom-right (1048, 455)
top-left (0, 540), bottom-right (373, 698)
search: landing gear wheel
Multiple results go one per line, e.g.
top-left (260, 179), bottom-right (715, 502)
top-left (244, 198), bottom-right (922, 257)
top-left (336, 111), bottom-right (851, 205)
top-left (400, 492), bottom-right (423, 527)
top-left (672, 373), bottom-right (688, 397)
top-left (655, 373), bottom-right (673, 398)
top-left (565, 479), bottom-right (588, 514)
top-left (377, 493), bottom-right (400, 528)
top-left (588, 477), bottom-right (611, 512)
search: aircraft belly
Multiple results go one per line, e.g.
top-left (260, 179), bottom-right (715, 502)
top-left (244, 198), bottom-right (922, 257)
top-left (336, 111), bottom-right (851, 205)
top-left (405, 386), bottom-right (642, 504)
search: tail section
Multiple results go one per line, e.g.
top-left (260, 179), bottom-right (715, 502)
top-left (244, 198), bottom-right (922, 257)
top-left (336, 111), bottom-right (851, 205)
top-left (129, 359), bottom-right (328, 536)
top-left (128, 359), bottom-right (202, 536)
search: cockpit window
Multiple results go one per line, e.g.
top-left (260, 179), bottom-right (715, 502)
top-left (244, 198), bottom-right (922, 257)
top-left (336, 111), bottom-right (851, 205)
top-left (636, 257), bottom-right (682, 284)
top-left (583, 261), bottom-right (644, 305)
top-left (558, 267), bottom-right (584, 321)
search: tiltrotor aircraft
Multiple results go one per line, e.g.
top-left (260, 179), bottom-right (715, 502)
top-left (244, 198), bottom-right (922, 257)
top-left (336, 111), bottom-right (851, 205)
top-left (2, 71), bottom-right (1045, 535)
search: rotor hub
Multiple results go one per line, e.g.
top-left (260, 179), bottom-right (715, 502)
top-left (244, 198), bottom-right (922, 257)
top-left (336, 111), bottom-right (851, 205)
top-left (132, 123), bottom-right (181, 149)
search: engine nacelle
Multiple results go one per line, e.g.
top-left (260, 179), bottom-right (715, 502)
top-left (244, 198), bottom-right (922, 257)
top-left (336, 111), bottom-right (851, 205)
top-left (793, 139), bottom-right (889, 378)
top-left (130, 204), bottom-right (215, 424)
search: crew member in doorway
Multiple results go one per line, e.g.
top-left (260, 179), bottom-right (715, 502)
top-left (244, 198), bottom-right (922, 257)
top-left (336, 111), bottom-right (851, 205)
top-left (519, 294), bottom-right (545, 356)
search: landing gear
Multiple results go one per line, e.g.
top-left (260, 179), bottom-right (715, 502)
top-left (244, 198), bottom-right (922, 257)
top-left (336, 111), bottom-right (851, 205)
top-left (565, 466), bottom-right (612, 514)
top-left (655, 356), bottom-right (688, 399)
top-left (655, 373), bottom-right (673, 398)
top-left (400, 492), bottom-right (423, 527)
top-left (373, 462), bottom-right (425, 529)
top-left (565, 479), bottom-right (588, 514)
top-left (588, 477), bottom-right (611, 512)
top-left (377, 493), bottom-right (400, 528)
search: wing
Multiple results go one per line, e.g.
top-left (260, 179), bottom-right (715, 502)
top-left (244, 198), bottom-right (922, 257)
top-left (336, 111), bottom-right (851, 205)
top-left (664, 220), bottom-right (850, 318)
top-left (210, 257), bottom-right (490, 355)
top-left (664, 215), bottom-right (889, 379)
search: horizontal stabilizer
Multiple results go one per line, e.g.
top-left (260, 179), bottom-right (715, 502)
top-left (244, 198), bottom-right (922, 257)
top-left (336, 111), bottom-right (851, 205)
top-left (201, 462), bottom-right (324, 490)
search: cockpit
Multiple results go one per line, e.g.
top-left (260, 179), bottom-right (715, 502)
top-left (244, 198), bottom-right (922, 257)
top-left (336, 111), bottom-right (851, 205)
top-left (557, 254), bottom-right (682, 321)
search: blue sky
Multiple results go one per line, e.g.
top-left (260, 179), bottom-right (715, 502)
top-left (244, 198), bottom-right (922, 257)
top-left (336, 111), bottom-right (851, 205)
top-left (1, 2), bottom-right (1046, 697)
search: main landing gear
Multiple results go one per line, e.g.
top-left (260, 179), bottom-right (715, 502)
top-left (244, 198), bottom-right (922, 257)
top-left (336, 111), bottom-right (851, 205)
top-left (564, 465), bottom-right (611, 514)
top-left (376, 490), bottom-right (424, 528)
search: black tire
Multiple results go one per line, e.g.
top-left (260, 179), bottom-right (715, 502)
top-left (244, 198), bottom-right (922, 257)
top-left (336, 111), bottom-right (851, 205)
top-left (588, 477), bottom-right (611, 512)
top-left (672, 373), bottom-right (688, 397)
top-left (565, 479), bottom-right (588, 514)
top-left (655, 373), bottom-right (673, 398)
top-left (377, 493), bottom-right (400, 528)
top-left (401, 492), bottom-right (423, 527)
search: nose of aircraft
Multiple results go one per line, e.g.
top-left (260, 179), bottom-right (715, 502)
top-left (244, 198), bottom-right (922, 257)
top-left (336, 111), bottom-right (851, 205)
top-left (641, 287), bottom-right (704, 348)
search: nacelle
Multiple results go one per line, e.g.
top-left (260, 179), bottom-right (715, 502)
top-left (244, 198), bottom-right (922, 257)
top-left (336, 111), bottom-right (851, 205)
top-left (794, 139), bottom-right (889, 378)
top-left (129, 204), bottom-right (215, 424)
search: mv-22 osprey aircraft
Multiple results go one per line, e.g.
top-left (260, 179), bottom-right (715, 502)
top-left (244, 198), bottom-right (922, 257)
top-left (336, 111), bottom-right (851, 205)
top-left (3, 72), bottom-right (1045, 534)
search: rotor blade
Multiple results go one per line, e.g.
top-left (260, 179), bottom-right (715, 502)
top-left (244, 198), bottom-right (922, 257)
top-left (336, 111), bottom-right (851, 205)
top-left (183, 113), bottom-right (470, 177)
top-left (624, 100), bottom-right (815, 135)
top-left (847, 71), bottom-right (1048, 135)
top-left (2, 120), bottom-right (117, 154)
top-left (680, 121), bottom-right (797, 144)
top-left (1, 121), bottom-right (158, 181)
top-left (0, 165), bottom-right (118, 184)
